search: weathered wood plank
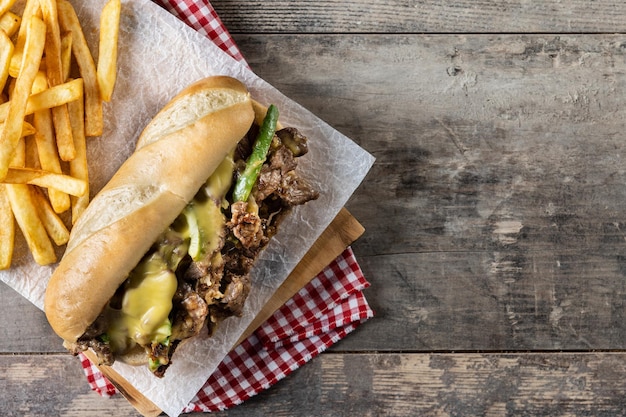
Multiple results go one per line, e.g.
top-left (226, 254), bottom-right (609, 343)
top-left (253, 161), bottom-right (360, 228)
top-left (212, 0), bottom-right (626, 34)
top-left (0, 354), bottom-right (141, 416)
top-left (5, 352), bottom-right (626, 416)
top-left (331, 251), bottom-right (626, 351)
top-left (236, 33), bottom-right (626, 256)
top-left (307, 352), bottom-right (626, 417)
top-left (0, 282), bottom-right (64, 353)
top-left (231, 33), bottom-right (626, 350)
top-left (208, 351), bottom-right (626, 416)
top-left (241, 33), bottom-right (626, 257)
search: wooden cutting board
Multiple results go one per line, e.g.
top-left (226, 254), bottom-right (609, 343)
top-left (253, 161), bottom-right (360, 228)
top-left (85, 207), bottom-right (364, 416)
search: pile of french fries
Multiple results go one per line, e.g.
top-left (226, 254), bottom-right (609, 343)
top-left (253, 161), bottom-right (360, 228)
top-left (0, 0), bottom-right (120, 269)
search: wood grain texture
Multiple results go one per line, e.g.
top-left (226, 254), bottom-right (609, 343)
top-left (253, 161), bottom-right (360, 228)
top-left (5, 352), bottom-right (626, 416)
top-left (0, 355), bottom-right (141, 417)
top-left (6, 1), bottom-right (626, 415)
top-left (233, 33), bottom-right (626, 352)
top-left (212, 0), bottom-right (626, 34)
top-left (0, 282), bottom-right (64, 353)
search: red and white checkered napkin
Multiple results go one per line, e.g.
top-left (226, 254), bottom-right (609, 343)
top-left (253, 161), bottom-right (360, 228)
top-left (78, 1), bottom-right (374, 411)
top-left (80, 247), bottom-right (373, 411)
top-left (154, 0), bottom-right (245, 64)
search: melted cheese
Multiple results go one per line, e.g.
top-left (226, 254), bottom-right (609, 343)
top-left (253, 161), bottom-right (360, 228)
top-left (184, 151), bottom-right (233, 260)
top-left (205, 150), bottom-right (235, 200)
top-left (107, 253), bottom-right (177, 353)
top-left (184, 198), bottom-right (225, 261)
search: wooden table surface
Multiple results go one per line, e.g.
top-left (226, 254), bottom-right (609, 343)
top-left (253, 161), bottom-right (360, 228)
top-left (5, 1), bottom-right (626, 415)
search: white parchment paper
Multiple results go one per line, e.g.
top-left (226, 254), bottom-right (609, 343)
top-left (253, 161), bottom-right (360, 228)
top-left (0, 1), bottom-right (374, 416)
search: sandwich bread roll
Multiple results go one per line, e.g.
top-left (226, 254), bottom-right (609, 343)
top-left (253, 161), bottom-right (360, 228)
top-left (45, 76), bottom-right (255, 344)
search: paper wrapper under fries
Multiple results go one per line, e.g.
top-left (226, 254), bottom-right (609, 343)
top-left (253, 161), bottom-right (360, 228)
top-left (0, 1), bottom-right (374, 416)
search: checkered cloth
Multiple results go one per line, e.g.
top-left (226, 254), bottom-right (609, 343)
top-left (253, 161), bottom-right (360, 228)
top-left (153, 0), bottom-right (245, 63)
top-left (78, 1), bottom-right (374, 412)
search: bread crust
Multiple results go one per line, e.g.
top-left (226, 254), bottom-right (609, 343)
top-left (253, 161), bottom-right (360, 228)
top-left (44, 76), bottom-right (255, 343)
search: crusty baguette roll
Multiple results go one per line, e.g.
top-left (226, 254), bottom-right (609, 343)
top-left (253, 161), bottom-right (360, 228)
top-left (44, 76), bottom-right (255, 344)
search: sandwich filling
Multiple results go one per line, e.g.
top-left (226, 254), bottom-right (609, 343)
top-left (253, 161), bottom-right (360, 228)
top-left (64, 110), bottom-right (319, 376)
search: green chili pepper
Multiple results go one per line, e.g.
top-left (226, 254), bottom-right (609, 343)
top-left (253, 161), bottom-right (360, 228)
top-left (232, 104), bottom-right (279, 203)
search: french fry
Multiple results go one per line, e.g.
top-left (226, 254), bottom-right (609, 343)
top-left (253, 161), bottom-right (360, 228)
top-left (31, 69), bottom-right (48, 94)
top-left (28, 77), bottom-right (83, 116)
top-left (10, 137), bottom-right (24, 167)
top-left (97, 0), bottom-right (120, 102)
top-left (34, 107), bottom-right (71, 213)
top-left (60, 31), bottom-right (72, 81)
top-left (6, 184), bottom-right (56, 266)
top-left (5, 122), bottom-right (38, 162)
top-left (67, 90), bottom-right (88, 223)
top-left (0, 78), bottom-right (84, 122)
top-left (40, 0), bottom-right (64, 87)
top-left (31, 70), bottom-right (70, 213)
top-left (3, 167), bottom-right (87, 197)
top-left (0, 184), bottom-right (14, 269)
top-left (0, 15), bottom-right (46, 180)
top-left (0, 121), bottom-right (35, 138)
top-left (57, 0), bottom-right (103, 137)
top-left (0, 11), bottom-right (21, 37)
top-left (52, 107), bottom-right (75, 160)
top-left (6, 73), bottom-right (15, 97)
top-left (41, 0), bottom-right (75, 161)
top-left (24, 133), bottom-right (39, 168)
top-left (0, 0), bottom-right (18, 18)
top-left (0, 31), bottom-right (12, 93)
top-left (32, 187), bottom-right (69, 246)
top-left (9, 0), bottom-right (42, 78)
top-left (20, 121), bottom-right (36, 137)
